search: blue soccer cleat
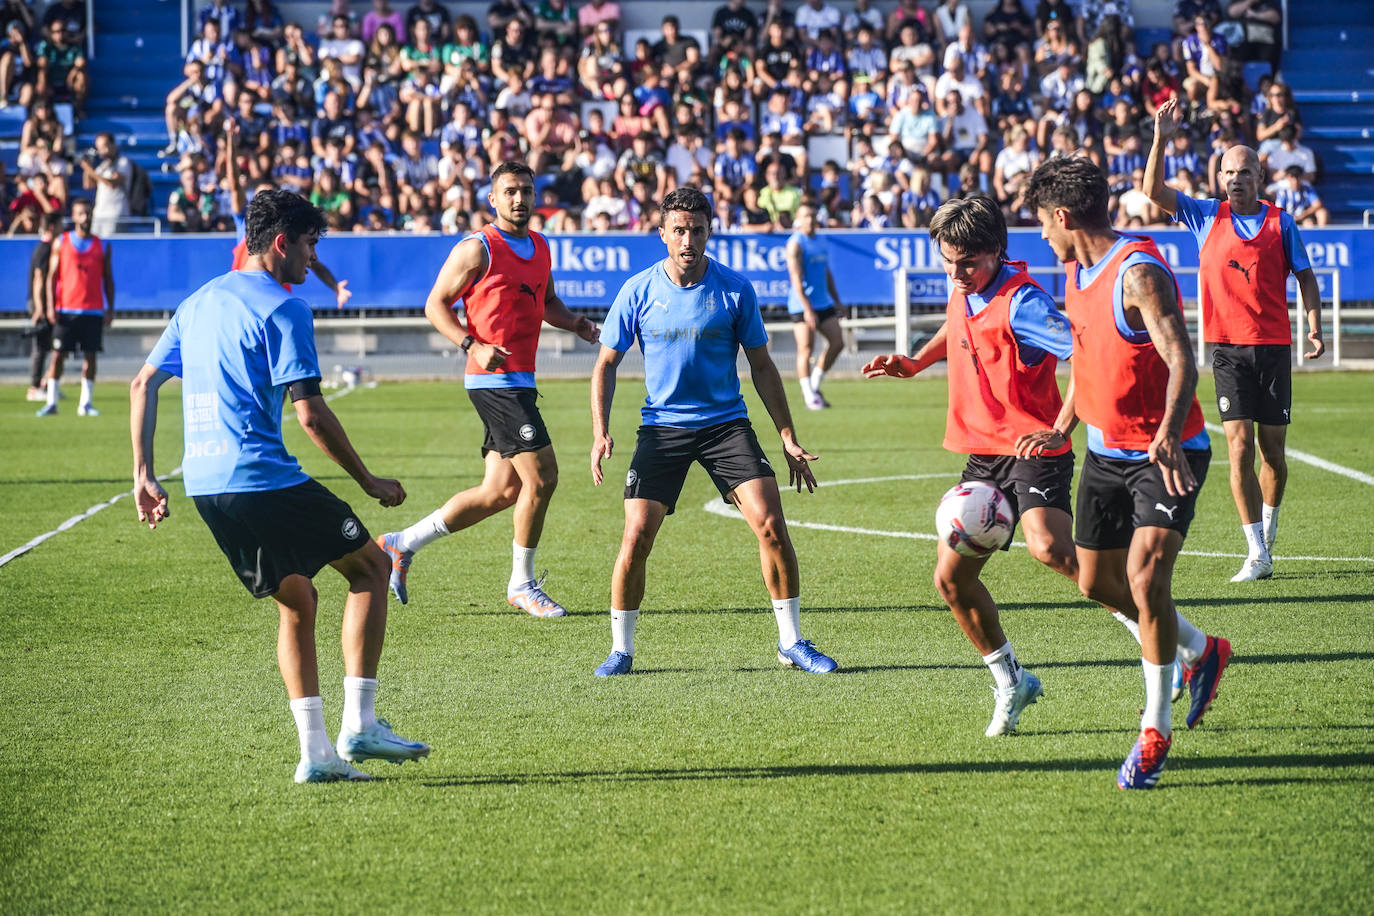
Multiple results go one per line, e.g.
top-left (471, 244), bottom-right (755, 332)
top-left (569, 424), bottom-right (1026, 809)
top-left (1171, 660), bottom-right (1186, 702)
top-left (294, 756), bottom-right (373, 784)
top-left (1117, 727), bottom-right (1172, 789)
top-left (985, 670), bottom-right (1044, 736)
top-left (594, 650), bottom-right (633, 677)
top-left (336, 718), bottom-right (431, 765)
top-left (1185, 635), bottom-right (1232, 728)
top-left (777, 639), bottom-right (838, 673)
top-left (376, 533), bottom-right (413, 605)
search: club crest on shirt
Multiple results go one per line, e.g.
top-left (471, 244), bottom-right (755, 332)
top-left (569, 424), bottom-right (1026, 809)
top-left (341, 518), bottom-right (361, 540)
top-left (704, 292), bottom-right (717, 311)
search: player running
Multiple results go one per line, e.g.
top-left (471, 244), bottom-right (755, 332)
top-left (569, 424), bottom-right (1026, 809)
top-left (375, 161), bottom-right (599, 617)
top-left (130, 190), bottom-right (429, 784)
top-left (785, 202), bottom-right (845, 410)
top-left (35, 198), bottom-right (112, 417)
top-left (863, 196), bottom-right (1076, 736)
top-left (589, 187), bottom-right (836, 677)
top-left (1144, 98), bottom-right (1325, 582)
top-left (1023, 157), bottom-right (1231, 789)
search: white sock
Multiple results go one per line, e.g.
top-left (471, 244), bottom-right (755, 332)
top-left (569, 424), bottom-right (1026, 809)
top-left (1141, 659), bottom-right (1173, 736)
top-left (1262, 503), bottom-right (1279, 551)
top-left (982, 642), bottom-right (1023, 690)
top-left (1112, 610), bottom-right (1141, 644)
top-left (289, 696), bottom-right (335, 763)
top-left (341, 676), bottom-right (378, 733)
top-left (1175, 613), bottom-right (1207, 668)
top-left (799, 377), bottom-right (814, 400)
top-left (1242, 522), bottom-right (1269, 561)
top-left (79, 377), bottom-right (94, 407)
top-left (45, 377), bottom-right (58, 408)
top-left (773, 596), bottom-right (802, 648)
top-left (610, 608), bottom-right (638, 655)
top-left (509, 541), bottom-right (536, 592)
top-left (395, 509), bottom-right (450, 554)
top-left (809, 364), bottom-right (826, 393)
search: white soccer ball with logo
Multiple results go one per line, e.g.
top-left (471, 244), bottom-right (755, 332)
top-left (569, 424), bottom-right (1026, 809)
top-left (935, 481), bottom-right (1014, 558)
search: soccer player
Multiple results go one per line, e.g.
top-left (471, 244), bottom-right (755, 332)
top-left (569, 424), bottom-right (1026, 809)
top-left (375, 161), bottom-right (600, 617)
top-left (1023, 157), bottom-right (1231, 789)
top-left (36, 198), bottom-right (112, 418)
top-left (589, 186), bottom-right (836, 677)
top-left (25, 213), bottom-right (61, 402)
top-left (1144, 98), bottom-right (1325, 582)
top-left (129, 190), bottom-right (430, 784)
top-left (862, 196), bottom-right (1075, 736)
top-left (786, 201), bottom-right (845, 410)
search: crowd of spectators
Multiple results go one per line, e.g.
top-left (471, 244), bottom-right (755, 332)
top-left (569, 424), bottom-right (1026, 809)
top-left (2, 1), bottom-right (1331, 238)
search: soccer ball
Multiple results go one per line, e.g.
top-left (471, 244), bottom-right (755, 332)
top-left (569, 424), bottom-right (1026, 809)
top-left (935, 481), bottom-right (1014, 558)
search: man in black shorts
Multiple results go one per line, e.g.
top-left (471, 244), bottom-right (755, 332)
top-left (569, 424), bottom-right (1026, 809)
top-left (37, 198), bottom-right (111, 417)
top-left (589, 187), bottom-right (836, 677)
top-left (25, 212), bottom-right (60, 402)
top-left (130, 189), bottom-right (430, 784)
top-left (785, 202), bottom-right (845, 410)
top-left (865, 196), bottom-right (1078, 736)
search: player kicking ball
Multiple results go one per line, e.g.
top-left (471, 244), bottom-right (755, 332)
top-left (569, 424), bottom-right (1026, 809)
top-left (864, 197), bottom-right (1077, 736)
top-left (131, 190), bottom-right (429, 783)
top-left (589, 187), bottom-right (836, 677)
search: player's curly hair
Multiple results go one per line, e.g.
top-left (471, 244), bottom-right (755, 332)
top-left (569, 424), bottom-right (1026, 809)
top-left (661, 186), bottom-right (711, 221)
top-left (929, 196), bottom-right (1007, 259)
top-left (1022, 157), bottom-right (1112, 229)
top-left (245, 189), bottom-right (327, 256)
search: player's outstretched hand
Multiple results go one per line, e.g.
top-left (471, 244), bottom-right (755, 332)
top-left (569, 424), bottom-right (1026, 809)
top-left (365, 475), bottom-right (407, 507)
top-left (1306, 329), bottom-right (1325, 360)
top-left (1148, 432), bottom-right (1197, 498)
top-left (590, 434), bottom-right (613, 485)
top-left (334, 279), bottom-right (352, 310)
top-left (1155, 98), bottom-right (1182, 141)
top-left (1015, 428), bottom-right (1067, 458)
top-left (471, 341), bottom-right (510, 371)
top-left (782, 437), bottom-right (818, 494)
top-left (135, 478), bottom-right (170, 530)
top-left (862, 354), bottom-right (917, 378)
top-left (577, 315), bottom-right (600, 344)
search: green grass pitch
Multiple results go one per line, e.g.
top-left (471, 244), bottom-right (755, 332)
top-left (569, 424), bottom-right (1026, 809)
top-left (2, 372), bottom-right (1372, 913)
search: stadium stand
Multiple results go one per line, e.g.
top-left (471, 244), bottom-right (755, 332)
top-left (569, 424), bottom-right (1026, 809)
top-left (2, 1), bottom-right (1372, 236)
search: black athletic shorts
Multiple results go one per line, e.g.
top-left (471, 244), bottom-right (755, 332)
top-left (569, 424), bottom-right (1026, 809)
top-left (52, 312), bottom-right (103, 354)
top-left (193, 478), bottom-right (371, 598)
top-left (789, 306), bottom-right (838, 325)
top-left (467, 386), bottom-right (552, 457)
top-left (962, 452), bottom-right (1075, 547)
top-left (1074, 448), bottom-right (1211, 551)
top-left (625, 417), bottom-right (776, 514)
top-left (1211, 343), bottom-right (1292, 425)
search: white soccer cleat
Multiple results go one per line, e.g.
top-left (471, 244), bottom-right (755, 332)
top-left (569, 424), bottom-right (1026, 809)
top-left (985, 671), bottom-right (1044, 736)
top-left (77, 404), bottom-right (99, 417)
top-left (336, 718), bottom-right (431, 764)
top-left (1230, 557), bottom-right (1273, 582)
top-left (294, 755), bottom-right (373, 784)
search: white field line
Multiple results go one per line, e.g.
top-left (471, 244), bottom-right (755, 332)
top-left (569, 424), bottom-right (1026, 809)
top-left (0, 385), bottom-right (359, 570)
top-left (702, 473), bottom-right (1374, 563)
top-left (1204, 421), bottom-right (1374, 487)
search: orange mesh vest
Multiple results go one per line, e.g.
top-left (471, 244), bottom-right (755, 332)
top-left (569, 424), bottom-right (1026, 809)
top-left (456, 225), bottom-right (550, 376)
top-left (943, 262), bottom-right (1069, 456)
top-left (1199, 201), bottom-right (1290, 345)
top-left (1066, 237), bottom-right (1205, 450)
top-left (55, 233), bottom-right (106, 313)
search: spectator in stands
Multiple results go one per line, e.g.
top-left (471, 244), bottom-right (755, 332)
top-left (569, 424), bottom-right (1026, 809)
top-left (578, 0), bottom-right (621, 45)
top-left (1162, 131), bottom-right (1202, 179)
top-left (846, 23), bottom-right (887, 84)
top-left (795, 0), bottom-right (841, 43)
top-left (1173, 1), bottom-right (1221, 37)
top-left (198, 0), bottom-right (241, 39)
top-left (1271, 165), bottom-right (1327, 226)
top-left (276, 23), bottom-right (317, 84)
top-left (243, 1), bottom-right (284, 46)
top-left (886, 0), bottom-right (933, 45)
top-left (889, 86), bottom-right (941, 164)
top-left (17, 134), bottom-right (69, 202)
top-left (804, 72), bottom-right (846, 134)
top-left (312, 90), bottom-right (357, 157)
top-left (901, 166), bottom-right (942, 227)
top-left (991, 67), bottom-right (1035, 136)
top-left (754, 18), bottom-right (800, 96)
top-left (757, 159), bottom-right (802, 228)
top-left (321, 15), bottom-right (366, 87)
top-left (7, 170), bottom-right (59, 235)
top-left (935, 53), bottom-right (987, 119)
top-left (533, 0), bottom-right (577, 47)
top-left (944, 22), bottom-right (989, 85)
top-left (584, 177), bottom-right (627, 227)
top-left (1107, 133), bottom-right (1145, 194)
top-left (1035, 0), bottom-right (1079, 39)
top-left (491, 17), bottom-right (536, 89)
top-left (79, 132), bottom-right (131, 236)
top-left (1226, 0), bottom-right (1279, 71)
top-left (1265, 124), bottom-right (1317, 183)
top-left (940, 88), bottom-right (992, 191)
top-left (714, 127), bottom-right (756, 195)
top-left (985, 0), bottom-right (1036, 55)
top-left (933, 0), bottom-right (972, 47)
top-left (399, 58), bottom-right (443, 136)
top-left (34, 16), bottom-right (85, 112)
top-left (402, 15), bottom-right (442, 78)
top-left (311, 167), bottom-right (355, 224)
top-left (354, 137), bottom-right (396, 198)
top-left (487, 0), bottom-right (533, 35)
top-left (166, 167), bottom-right (216, 232)
top-left (1140, 57), bottom-right (1180, 118)
top-left (187, 17), bottom-right (233, 87)
top-left (615, 130), bottom-right (668, 200)
top-left (525, 89), bottom-right (579, 173)
top-left (651, 15), bottom-right (698, 68)
top-left (760, 88), bottom-right (807, 171)
top-left (847, 73), bottom-right (886, 137)
top-left (1180, 14), bottom-right (1228, 101)
top-left (842, 0), bottom-right (882, 35)
top-left (20, 95), bottom-right (63, 156)
top-left (1255, 80), bottom-right (1299, 154)
top-left (1077, 1), bottom-right (1133, 47)
top-left (712, 0), bottom-right (758, 49)
top-left (1085, 15), bottom-right (1126, 93)
top-left (665, 124), bottom-right (711, 186)
top-left (407, 0), bottom-right (452, 44)
top-left (271, 140), bottom-right (312, 193)
top-left (993, 124), bottom-right (1040, 205)
top-left (393, 128), bottom-right (438, 210)
top-left (1, 0), bottom-right (34, 35)
top-left (611, 92), bottom-right (654, 150)
top-left (317, 0), bottom-right (361, 38)
top-left (358, 0), bottom-right (401, 44)
top-left (0, 19), bottom-right (35, 109)
top-left (1114, 167), bottom-right (1160, 227)
top-left (161, 60), bottom-right (221, 157)
top-left (1033, 19), bottom-right (1078, 77)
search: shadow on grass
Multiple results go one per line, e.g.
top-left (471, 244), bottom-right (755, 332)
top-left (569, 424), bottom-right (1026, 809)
top-left (418, 751), bottom-right (1373, 789)
top-left (738, 651), bottom-right (1374, 675)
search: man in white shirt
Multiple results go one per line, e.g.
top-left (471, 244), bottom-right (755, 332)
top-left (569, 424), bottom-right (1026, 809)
top-left (795, 0), bottom-right (841, 41)
top-left (80, 132), bottom-right (132, 236)
top-left (318, 15), bottom-right (365, 86)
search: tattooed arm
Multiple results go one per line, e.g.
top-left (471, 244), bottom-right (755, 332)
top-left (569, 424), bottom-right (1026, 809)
top-left (1122, 262), bottom-right (1200, 497)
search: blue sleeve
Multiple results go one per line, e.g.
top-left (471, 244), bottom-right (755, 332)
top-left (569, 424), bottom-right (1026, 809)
top-left (1007, 284), bottom-right (1074, 360)
top-left (734, 282), bottom-right (768, 349)
top-left (600, 279), bottom-right (639, 353)
top-left (146, 312), bottom-right (183, 377)
top-left (1171, 193), bottom-right (1217, 246)
top-left (265, 299), bottom-right (321, 386)
top-left (233, 212), bottom-right (246, 242)
top-left (1278, 209), bottom-right (1311, 272)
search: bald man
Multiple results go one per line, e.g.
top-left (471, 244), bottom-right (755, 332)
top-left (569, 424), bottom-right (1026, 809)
top-left (1145, 99), bottom-right (1324, 583)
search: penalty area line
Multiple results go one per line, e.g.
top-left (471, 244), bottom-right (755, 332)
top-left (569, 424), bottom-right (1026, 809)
top-left (0, 384), bottom-right (363, 570)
